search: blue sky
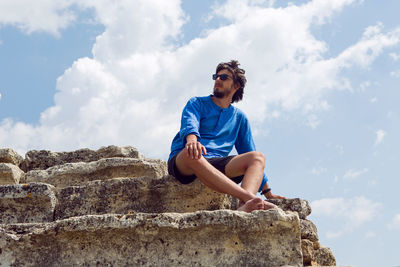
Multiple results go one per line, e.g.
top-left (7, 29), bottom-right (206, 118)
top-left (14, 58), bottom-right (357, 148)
top-left (0, 1), bottom-right (399, 266)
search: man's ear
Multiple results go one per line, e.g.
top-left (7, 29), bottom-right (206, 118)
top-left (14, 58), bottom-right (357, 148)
top-left (234, 82), bottom-right (240, 91)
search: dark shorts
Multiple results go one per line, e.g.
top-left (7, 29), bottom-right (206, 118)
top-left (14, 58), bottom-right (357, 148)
top-left (167, 154), bottom-right (244, 184)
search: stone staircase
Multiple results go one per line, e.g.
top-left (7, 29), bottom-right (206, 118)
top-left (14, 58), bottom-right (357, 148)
top-left (1, 146), bottom-right (338, 266)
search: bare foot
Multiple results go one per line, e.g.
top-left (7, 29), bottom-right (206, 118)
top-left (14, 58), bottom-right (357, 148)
top-left (237, 198), bottom-right (264, 212)
top-left (263, 200), bottom-right (278, 210)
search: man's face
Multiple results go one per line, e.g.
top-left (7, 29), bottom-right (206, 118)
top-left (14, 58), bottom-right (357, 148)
top-left (213, 69), bottom-right (236, 99)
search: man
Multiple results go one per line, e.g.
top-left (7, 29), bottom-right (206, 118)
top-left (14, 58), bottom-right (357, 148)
top-left (168, 60), bottom-right (284, 212)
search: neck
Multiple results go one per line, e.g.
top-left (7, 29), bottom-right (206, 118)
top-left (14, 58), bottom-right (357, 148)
top-left (211, 95), bottom-right (232, 109)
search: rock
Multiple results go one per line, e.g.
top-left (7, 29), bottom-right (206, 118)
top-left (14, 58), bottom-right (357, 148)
top-left (269, 198), bottom-right (312, 219)
top-left (0, 210), bottom-right (303, 267)
top-left (96, 145), bottom-right (142, 159)
top-left (0, 163), bottom-right (25, 185)
top-left (313, 240), bottom-right (321, 249)
top-left (23, 157), bottom-right (167, 188)
top-left (314, 246), bottom-right (337, 266)
top-left (0, 148), bottom-right (24, 166)
top-left (21, 145), bottom-right (142, 172)
top-left (55, 176), bottom-right (236, 220)
top-left (0, 183), bottom-right (57, 223)
top-left (301, 239), bottom-right (314, 266)
top-left (300, 219), bottom-right (319, 242)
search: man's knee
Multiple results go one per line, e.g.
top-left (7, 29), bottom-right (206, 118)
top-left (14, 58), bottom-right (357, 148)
top-left (248, 151), bottom-right (266, 168)
top-left (176, 150), bottom-right (204, 169)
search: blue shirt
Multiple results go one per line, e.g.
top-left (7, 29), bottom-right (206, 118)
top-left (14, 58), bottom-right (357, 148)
top-left (169, 95), bottom-right (268, 191)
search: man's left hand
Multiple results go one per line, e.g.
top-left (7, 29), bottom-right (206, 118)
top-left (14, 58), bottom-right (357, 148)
top-left (264, 191), bottom-right (286, 199)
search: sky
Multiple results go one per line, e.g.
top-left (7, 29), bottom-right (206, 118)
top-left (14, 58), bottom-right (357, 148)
top-left (0, 0), bottom-right (399, 266)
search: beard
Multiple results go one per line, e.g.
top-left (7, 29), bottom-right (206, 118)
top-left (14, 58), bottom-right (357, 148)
top-left (213, 88), bottom-right (225, 98)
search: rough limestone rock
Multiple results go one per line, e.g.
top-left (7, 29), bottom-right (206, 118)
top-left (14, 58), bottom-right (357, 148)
top-left (300, 219), bottom-right (319, 242)
top-left (55, 176), bottom-right (236, 220)
top-left (0, 210), bottom-right (303, 267)
top-left (21, 145), bottom-right (142, 172)
top-left (269, 198), bottom-right (312, 219)
top-left (0, 183), bottom-right (57, 224)
top-left (314, 246), bottom-right (337, 266)
top-left (0, 163), bottom-right (25, 185)
top-left (301, 239), bottom-right (314, 266)
top-left (0, 148), bottom-right (24, 166)
top-left (23, 157), bottom-right (167, 188)
top-left (0, 145), bottom-right (342, 266)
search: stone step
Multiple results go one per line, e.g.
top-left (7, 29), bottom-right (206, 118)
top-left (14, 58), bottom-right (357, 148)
top-left (21, 145), bottom-right (142, 172)
top-left (0, 210), bottom-right (302, 267)
top-left (1, 178), bottom-right (312, 224)
top-left (0, 177), bottom-right (235, 223)
top-left (23, 157), bottom-right (167, 188)
top-left (55, 175), bottom-right (236, 220)
top-left (0, 183), bottom-right (57, 224)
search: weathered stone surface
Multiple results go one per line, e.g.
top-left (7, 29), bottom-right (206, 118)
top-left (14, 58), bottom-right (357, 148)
top-left (0, 183), bottom-right (57, 223)
top-left (0, 210), bottom-right (302, 267)
top-left (300, 219), bottom-right (319, 242)
top-left (21, 145), bottom-right (142, 172)
top-left (55, 175), bottom-right (236, 220)
top-left (314, 246), bottom-right (337, 266)
top-left (0, 148), bottom-right (24, 166)
top-left (23, 157), bottom-right (167, 188)
top-left (302, 239), bottom-right (314, 266)
top-left (0, 163), bottom-right (25, 185)
top-left (269, 198), bottom-right (312, 219)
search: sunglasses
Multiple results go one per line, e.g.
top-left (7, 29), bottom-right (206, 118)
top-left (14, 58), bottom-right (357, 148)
top-left (212, 74), bottom-right (233, 81)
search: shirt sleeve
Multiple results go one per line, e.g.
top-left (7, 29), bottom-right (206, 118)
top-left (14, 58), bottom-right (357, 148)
top-left (235, 113), bottom-right (268, 190)
top-left (235, 113), bottom-right (256, 154)
top-left (179, 97), bottom-right (202, 146)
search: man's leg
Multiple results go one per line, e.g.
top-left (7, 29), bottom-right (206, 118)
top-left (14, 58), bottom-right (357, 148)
top-left (175, 150), bottom-right (264, 212)
top-left (225, 151), bottom-right (277, 210)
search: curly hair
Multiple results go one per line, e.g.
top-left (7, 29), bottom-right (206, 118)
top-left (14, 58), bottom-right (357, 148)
top-left (216, 60), bottom-right (247, 103)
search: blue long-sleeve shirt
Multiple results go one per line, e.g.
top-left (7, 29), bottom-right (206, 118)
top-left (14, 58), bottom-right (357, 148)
top-left (169, 95), bottom-right (268, 191)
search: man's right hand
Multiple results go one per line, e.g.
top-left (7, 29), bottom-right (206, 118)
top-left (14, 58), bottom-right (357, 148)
top-left (186, 134), bottom-right (207, 160)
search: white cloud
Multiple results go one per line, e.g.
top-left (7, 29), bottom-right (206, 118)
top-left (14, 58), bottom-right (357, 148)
top-left (335, 23), bottom-right (400, 69)
top-left (343, 168), bottom-right (369, 180)
top-left (311, 196), bottom-right (381, 238)
top-left (375, 129), bottom-right (386, 146)
top-left (0, 0), bottom-right (77, 36)
top-left (389, 52), bottom-right (400, 61)
top-left (0, 92), bottom-right (2, 100)
top-left (370, 97), bottom-right (377, 103)
top-left (390, 69), bottom-right (400, 78)
top-left (388, 214), bottom-right (400, 230)
top-left (0, 0), bottom-right (400, 158)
